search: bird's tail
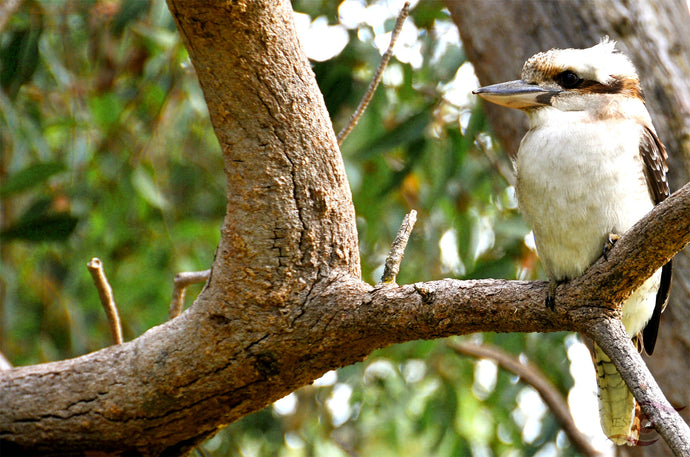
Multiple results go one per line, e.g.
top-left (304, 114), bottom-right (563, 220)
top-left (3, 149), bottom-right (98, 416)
top-left (594, 342), bottom-right (639, 445)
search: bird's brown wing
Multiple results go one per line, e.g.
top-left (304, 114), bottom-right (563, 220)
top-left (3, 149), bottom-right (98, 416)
top-left (639, 126), bottom-right (672, 355)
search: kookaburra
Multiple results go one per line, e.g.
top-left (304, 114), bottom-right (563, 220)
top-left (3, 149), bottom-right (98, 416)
top-left (473, 39), bottom-right (672, 445)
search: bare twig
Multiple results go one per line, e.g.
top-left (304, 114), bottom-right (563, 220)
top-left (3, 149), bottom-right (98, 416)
top-left (448, 340), bottom-right (604, 457)
top-left (336, 1), bottom-right (410, 145)
top-left (380, 209), bottom-right (417, 284)
top-left (87, 258), bottom-right (123, 345)
top-left (169, 269), bottom-right (211, 319)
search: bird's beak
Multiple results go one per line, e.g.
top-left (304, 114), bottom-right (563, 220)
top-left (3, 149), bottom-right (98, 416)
top-left (473, 80), bottom-right (561, 110)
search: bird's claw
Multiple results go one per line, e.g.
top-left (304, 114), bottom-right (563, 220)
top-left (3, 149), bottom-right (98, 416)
top-left (603, 233), bottom-right (620, 261)
top-left (546, 281), bottom-right (558, 311)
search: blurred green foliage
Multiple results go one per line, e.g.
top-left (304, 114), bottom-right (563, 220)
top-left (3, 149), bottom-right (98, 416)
top-left (0, 1), bottom-right (582, 456)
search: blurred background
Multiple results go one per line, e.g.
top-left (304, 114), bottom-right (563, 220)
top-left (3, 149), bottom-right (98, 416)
top-left (0, 0), bottom-right (618, 455)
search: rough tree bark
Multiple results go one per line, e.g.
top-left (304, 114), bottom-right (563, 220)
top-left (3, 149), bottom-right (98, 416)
top-left (447, 1), bottom-right (690, 455)
top-left (1, 1), bottom-right (690, 456)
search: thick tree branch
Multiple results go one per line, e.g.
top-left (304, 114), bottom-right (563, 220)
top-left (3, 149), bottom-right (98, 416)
top-left (1, 182), bottom-right (688, 455)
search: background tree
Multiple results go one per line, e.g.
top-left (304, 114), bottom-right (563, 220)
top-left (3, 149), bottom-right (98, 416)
top-left (0, 0), bottom-right (687, 456)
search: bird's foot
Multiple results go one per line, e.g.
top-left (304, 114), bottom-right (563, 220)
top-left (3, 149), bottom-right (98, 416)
top-left (546, 280), bottom-right (562, 311)
top-left (603, 233), bottom-right (621, 261)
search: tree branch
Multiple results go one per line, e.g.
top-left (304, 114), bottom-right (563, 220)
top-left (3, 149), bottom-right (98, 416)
top-left (448, 341), bottom-right (604, 457)
top-left (380, 210), bottom-right (417, 284)
top-left (2, 181), bottom-right (688, 454)
top-left (336, 1), bottom-right (410, 145)
top-left (588, 318), bottom-right (690, 455)
top-left (87, 258), bottom-right (123, 345)
top-left (169, 270), bottom-right (211, 319)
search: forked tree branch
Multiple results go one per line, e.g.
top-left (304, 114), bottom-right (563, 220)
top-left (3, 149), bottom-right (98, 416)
top-left (1, 181), bottom-right (688, 456)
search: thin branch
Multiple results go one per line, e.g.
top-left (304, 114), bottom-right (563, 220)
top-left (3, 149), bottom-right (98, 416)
top-left (380, 209), bottom-right (417, 284)
top-left (87, 258), bottom-right (123, 345)
top-left (336, 2), bottom-right (410, 145)
top-left (169, 269), bottom-right (211, 319)
top-left (448, 341), bottom-right (604, 457)
top-left (588, 318), bottom-right (690, 456)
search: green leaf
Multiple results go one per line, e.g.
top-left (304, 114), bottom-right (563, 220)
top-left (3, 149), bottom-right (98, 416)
top-left (0, 24), bottom-right (42, 98)
top-left (0, 162), bottom-right (66, 197)
top-left (355, 108), bottom-right (433, 160)
top-left (1, 213), bottom-right (78, 242)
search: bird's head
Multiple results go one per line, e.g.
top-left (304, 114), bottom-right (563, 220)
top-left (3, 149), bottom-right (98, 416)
top-left (473, 38), bottom-right (644, 117)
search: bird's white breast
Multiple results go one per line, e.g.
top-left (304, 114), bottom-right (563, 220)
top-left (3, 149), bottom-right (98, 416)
top-left (517, 109), bottom-right (653, 279)
top-left (516, 108), bottom-right (659, 335)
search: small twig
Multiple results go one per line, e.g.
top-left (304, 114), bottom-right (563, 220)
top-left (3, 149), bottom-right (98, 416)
top-left (87, 258), bottom-right (123, 345)
top-left (380, 209), bottom-right (417, 284)
top-left (336, 1), bottom-right (410, 145)
top-left (169, 269), bottom-right (211, 319)
top-left (448, 341), bottom-right (604, 457)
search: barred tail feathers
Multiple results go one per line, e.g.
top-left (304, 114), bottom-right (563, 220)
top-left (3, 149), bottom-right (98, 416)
top-left (593, 342), bottom-right (639, 445)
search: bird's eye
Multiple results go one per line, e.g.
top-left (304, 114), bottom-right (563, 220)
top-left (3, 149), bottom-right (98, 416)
top-left (556, 70), bottom-right (582, 89)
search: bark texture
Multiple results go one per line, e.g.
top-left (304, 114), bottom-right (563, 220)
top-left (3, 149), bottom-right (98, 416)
top-left (446, 1), bottom-right (690, 455)
top-left (1, 1), bottom-right (690, 456)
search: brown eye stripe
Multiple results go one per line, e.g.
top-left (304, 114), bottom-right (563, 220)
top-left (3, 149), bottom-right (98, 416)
top-left (576, 77), bottom-right (642, 99)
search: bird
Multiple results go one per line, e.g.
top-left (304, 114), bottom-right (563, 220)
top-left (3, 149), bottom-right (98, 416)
top-left (473, 38), bottom-right (672, 445)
